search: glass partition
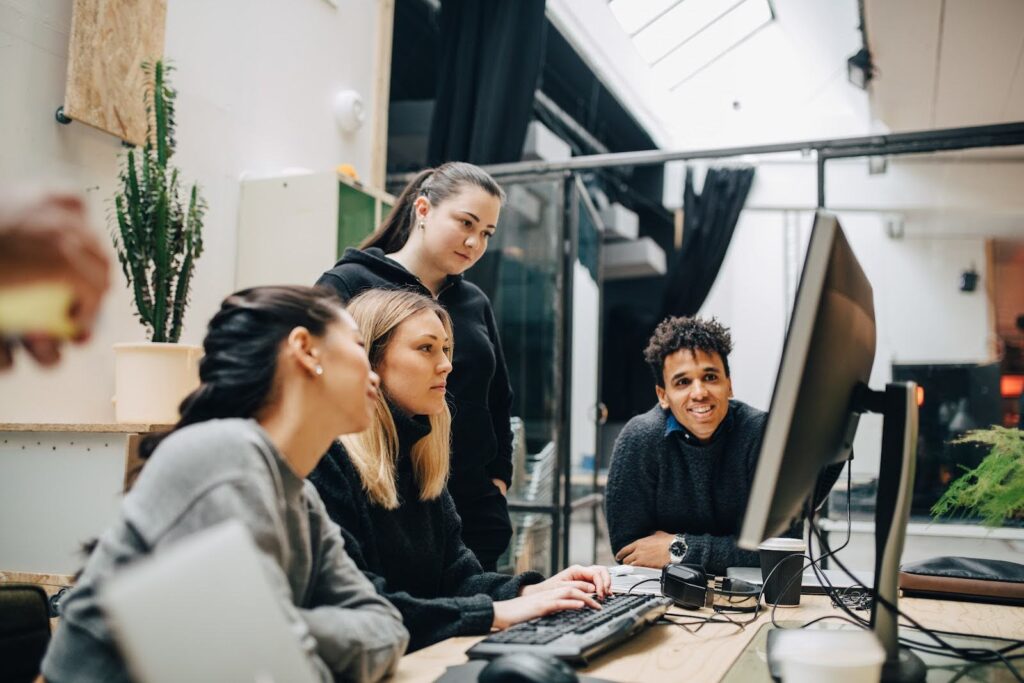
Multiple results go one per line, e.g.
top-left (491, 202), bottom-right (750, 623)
top-left (433, 130), bottom-right (1024, 574)
top-left (465, 174), bottom-right (566, 573)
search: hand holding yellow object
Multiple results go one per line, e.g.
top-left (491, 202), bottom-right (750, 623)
top-left (0, 190), bottom-right (110, 368)
top-left (0, 282), bottom-right (77, 337)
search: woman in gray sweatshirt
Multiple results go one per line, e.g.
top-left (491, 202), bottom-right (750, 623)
top-left (41, 286), bottom-right (409, 683)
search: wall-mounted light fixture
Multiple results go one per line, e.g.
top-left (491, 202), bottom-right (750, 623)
top-left (960, 267), bottom-right (979, 293)
top-left (847, 48), bottom-right (874, 89)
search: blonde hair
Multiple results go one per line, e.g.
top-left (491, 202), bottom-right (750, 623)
top-left (341, 289), bottom-right (454, 509)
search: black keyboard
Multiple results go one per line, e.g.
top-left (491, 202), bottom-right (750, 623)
top-left (466, 593), bottom-right (673, 664)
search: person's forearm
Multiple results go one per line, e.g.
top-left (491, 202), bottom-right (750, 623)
top-left (301, 604), bottom-right (408, 682)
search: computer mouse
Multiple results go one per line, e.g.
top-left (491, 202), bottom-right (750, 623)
top-left (477, 653), bottom-right (579, 683)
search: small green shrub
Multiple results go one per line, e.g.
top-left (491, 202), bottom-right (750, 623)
top-left (931, 426), bottom-right (1024, 527)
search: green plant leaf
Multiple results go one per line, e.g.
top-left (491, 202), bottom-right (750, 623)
top-left (931, 426), bottom-right (1024, 526)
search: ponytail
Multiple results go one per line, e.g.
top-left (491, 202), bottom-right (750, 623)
top-left (360, 162), bottom-right (506, 253)
top-left (140, 286), bottom-right (345, 460)
top-left (360, 169), bottom-right (434, 253)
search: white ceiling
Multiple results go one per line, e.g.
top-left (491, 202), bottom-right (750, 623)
top-left (549, 0), bottom-right (1024, 238)
top-left (551, 0), bottom-right (1024, 149)
top-left (865, 0), bottom-right (1024, 131)
top-left (550, 0), bottom-right (873, 149)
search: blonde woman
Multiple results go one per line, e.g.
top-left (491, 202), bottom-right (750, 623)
top-left (316, 162), bottom-right (514, 570)
top-left (309, 289), bottom-right (611, 652)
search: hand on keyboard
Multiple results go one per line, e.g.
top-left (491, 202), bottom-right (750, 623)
top-left (481, 593), bottom-right (666, 649)
top-left (520, 564), bottom-right (613, 600)
top-left (492, 585), bottom-right (603, 630)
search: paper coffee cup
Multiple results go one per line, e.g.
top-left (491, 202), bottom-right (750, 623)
top-left (759, 537), bottom-right (806, 606)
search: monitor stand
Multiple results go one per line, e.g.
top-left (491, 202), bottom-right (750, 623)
top-left (761, 382), bottom-right (927, 682)
top-left (857, 382), bottom-right (926, 683)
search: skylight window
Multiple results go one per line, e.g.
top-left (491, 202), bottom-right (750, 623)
top-left (610, 0), bottom-right (775, 89)
top-left (608, 0), bottom-right (679, 36)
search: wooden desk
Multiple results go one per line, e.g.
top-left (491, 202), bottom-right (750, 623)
top-left (392, 596), bottom-right (1024, 683)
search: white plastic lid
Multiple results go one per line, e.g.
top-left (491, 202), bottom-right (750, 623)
top-left (772, 629), bottom-right (885, 667)
top-left (759, 537), bottom-right (807, 552)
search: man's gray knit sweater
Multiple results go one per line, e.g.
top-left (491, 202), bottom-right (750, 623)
top-left (41, 418), bottom-right (408, 683)
top-left (606, 400), bottom-right (772, 575)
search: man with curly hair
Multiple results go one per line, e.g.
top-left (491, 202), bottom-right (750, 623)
top-left (605, 315), bottom-right (839, 574)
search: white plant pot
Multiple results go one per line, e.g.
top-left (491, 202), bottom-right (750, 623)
top-left (113, 342), bottom-right (202, 424)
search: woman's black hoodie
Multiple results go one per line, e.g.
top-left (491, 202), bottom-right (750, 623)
top-left (316, 247), bottom-right (515, 499)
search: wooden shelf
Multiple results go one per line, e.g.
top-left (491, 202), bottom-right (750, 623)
top-left (0, 423), bottom-right (172, 434)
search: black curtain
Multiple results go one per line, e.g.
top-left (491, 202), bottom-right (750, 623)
top-left (660, 166), bottom-right (755, 320)
top-left (427, 0), bottom-right (547, 165)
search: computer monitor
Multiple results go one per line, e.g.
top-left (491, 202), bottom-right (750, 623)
top-left (738, 211), bottom-right (926, 682)
top-left (739, 212), bottom-right (876, 544)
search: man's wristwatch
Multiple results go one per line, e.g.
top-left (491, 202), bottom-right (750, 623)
top-left (668, 534), bottom-right (688, 563)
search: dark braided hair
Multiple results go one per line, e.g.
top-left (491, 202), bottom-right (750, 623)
top-left (643, 316), bottom-right (734, 386)
top-left (140, 286), bottom-right (345, 459)
top-left (360, 161), bottom-right (506, 253)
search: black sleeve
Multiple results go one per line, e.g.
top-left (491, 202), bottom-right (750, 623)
top-left (679, 411), bottom-right (772, 575)
top-left (680, 532), bottom-right (762, 576)
top-left (437, 490), bottom-right (543, 601)
top-left (315, 271), bottom-right (354, 302)
top-left (686, 459), bottom-right (843, 577)
top-left (309, 448), bottom-right (540, 653)
top-left (604, 423), bottom-right (660, 557)
top-left (345, 557), bottom-right (495, 653)
top-left (482, 301), bottom-right (515, 485)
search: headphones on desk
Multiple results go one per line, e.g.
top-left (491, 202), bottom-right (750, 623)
top-left (660, 563), bottom-right (760, 613)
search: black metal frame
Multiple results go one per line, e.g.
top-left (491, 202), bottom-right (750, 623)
top-left (387, 121), bottom-right (1024, 574)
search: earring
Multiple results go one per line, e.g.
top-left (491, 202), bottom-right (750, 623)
top-left (315, 365), bottom-right (324, 376)
top-left (418, 221), bottom-right (425, 230)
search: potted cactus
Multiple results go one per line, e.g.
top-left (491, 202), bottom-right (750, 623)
top-left (111, 60), bottom-right (205, 424)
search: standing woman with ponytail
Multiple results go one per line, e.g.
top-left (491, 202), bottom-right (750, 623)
top-left (316, 162), bottom-right (514, 571)
top-left (40, 286), bottom-right (408, 683)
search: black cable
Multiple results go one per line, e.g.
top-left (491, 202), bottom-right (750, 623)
top-left (805, 509), bottom-right (1024, 680)
top-left (756, 463), bottom-right (869, 629)
top-left (763, 463), bottom-right (1023, 682)
top-left (657, 612), bottom-right (747, 634)
top-left (625, 578), bottom-right (661, 595)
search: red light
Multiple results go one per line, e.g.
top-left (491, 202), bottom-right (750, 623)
top-left (1002, 375), bottom-right (1024, 398)
top-left (915, 386), bottom-right (925, 406)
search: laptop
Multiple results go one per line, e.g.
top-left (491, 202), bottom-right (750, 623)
top-left (100, 520), bottom-right (320, 683)
top-left (609, 565), bottom-right (663, 595)
top-left (726, 565), bottom-right (873, 595)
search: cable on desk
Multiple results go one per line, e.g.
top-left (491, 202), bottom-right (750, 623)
top-left (625, 578), bottom-right (660, 595)
top-left (795, 466), bottom-right (1024, 682)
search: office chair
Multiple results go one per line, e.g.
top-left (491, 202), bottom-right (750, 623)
top-left (0, 583), bottom-right (52, 683)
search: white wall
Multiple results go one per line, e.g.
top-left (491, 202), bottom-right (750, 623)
top-left (571, 262), bottom-right (600, 471)
top-left (0, 0), bottom-right (383, 423)
top-left (699, 210), bottom-right (790, 411)
top-left (698, 163), bottom-right (998, 477)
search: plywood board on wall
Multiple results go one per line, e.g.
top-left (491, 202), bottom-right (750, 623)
top-left (64, 0), bottom-right (167, 146)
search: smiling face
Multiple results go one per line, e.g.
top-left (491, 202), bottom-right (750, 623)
top-left (655, 348), bottom-right (733, 443)
top-left (413, 186), bottom-right (501, 276)
top-left (376, 308), bottom-right (453, 416)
